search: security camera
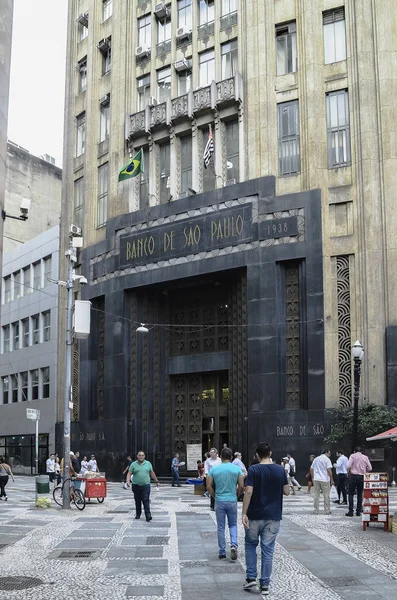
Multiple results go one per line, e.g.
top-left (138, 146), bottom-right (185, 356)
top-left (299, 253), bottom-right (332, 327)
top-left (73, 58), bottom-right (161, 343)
top-left (20, 198), bottom-right (31, 220)
top-left (79, 276), bottom-right (88, 286)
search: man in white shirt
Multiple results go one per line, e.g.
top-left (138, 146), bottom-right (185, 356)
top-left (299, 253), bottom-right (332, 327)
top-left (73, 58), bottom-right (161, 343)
top-left (287, 453), bottom-right (301, 490)
top-left (46, 454), bottom-right (55, 484)
top-left (204, 448), bottom-right (221, 510)
top-left (310, 449), bottom-right (334, 515)
top-left (232, 452), bottom-right (247, 476)
top-left (333, 450), bottom-right (348, 505)
top-left (88, 455), bottom-right (99, 473)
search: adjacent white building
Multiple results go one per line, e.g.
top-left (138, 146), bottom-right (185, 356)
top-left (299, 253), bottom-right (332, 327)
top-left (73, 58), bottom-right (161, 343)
top-left (0, 226), bottom-right (60, 473)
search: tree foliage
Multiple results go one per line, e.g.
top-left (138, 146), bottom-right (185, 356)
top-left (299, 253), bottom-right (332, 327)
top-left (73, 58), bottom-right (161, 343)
top-left (325, 404), bottom-right (397, 446)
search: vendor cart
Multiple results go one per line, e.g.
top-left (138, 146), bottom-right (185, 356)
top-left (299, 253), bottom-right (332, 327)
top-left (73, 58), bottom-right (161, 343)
top-left (76, 477), bottom-right (107, 503)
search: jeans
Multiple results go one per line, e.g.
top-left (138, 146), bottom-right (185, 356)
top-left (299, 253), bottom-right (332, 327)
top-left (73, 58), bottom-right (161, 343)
top-left (171, 467), bottom-right (180, 485)
top-left (215, 500), bottom-right (238, 556)
top-left (132, 484), bottom-right (151, 517)
top-left (0, 475), bottom-right (9, 498)
top-left (313, 480), bottom-right (331, 513)
top-left (348, 474), bottom-right (364, 515)
top-left (245, 519), bottom-right (280, 586)
top-left (337, 473), bottom-right (347, 503)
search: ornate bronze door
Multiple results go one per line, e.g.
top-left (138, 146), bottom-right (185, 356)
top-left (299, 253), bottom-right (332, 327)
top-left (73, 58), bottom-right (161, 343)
top-left (171, 372), bottom-right (229, 465)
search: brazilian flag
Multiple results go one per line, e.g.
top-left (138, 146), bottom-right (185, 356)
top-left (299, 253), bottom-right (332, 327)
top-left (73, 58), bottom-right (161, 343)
top-left (118, 149), bottom-right (143, 182)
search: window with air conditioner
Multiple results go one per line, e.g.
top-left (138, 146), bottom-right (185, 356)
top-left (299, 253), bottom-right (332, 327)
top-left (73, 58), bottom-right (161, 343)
top-left (157, 12), bottom-right (171, 49)
top-left (157, 66), bottom-right (172, 102)
top-left (277, 100), bottom-right (300, 176)
top-left (221, 39), bottom-right (238, 79)
top-left (78, 20), bottom-right (88, 41)
top-left (137, 75), bottom-right (151, 110)
top-left (276, 21), bottom-right (297, 75)
top-left (323, 7), bottom-right (346, 64)
top-left (199, 49), bottom-right (215, 86)
top-left (97, 163), bottom-right (109, 227)
top-left (100, 97), bottom-right (110, 142)
top-left (78, 58), bottom-right (87, 93)
top-left (326, 90), bottom-right (350, 167)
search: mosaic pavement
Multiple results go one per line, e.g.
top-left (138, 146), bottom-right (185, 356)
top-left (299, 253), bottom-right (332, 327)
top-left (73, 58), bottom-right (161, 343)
top-left (0, 478), bottom-right (396, 599)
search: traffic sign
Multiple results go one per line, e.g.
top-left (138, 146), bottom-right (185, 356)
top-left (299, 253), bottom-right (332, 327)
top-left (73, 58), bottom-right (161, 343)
top-left (26, 408), bottom-right (40, 420)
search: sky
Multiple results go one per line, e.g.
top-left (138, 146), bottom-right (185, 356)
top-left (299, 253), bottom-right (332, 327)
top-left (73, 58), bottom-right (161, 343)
top-left (8, 0), bottom-right (68, 167)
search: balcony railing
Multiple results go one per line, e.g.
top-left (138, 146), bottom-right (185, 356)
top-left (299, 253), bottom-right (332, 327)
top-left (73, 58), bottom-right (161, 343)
top-left (198, 21), bottom-right (215, 40)
top-left (171, 94), bottom-right (190, 120)
top-left (156, 40), bottom-right (171, 57)
top-left (220, 11), bottom-right (238, 31)
top-left (150, 102), bottom-right (168, 128)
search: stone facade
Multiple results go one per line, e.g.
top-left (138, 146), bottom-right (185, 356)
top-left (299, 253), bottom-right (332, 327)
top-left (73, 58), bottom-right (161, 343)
top-left (4, 142), bottom-right (62, 253)
top-left (59, 1), bottom-right (397, 474)
top-left (0, 0), bottom-right (14, 288)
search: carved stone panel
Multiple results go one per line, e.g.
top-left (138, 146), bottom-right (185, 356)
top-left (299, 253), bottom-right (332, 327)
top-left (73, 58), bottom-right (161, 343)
top-left (336, 256), bottom-right (352, 408)
top-left (216, 77), bottom-right (236, 106)
top-left (130, 111), bottom-right (146, 136)
top-left (171, 95), bottom-right (189, 120)
top-left (285, 264), bottom-right (301, 409)
top-left (193, 85), bottom-right (212, 113)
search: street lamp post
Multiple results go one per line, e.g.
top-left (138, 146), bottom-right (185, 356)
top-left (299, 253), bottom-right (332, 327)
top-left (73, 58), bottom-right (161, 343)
top-left (351, 340), bottom-right (364, 453)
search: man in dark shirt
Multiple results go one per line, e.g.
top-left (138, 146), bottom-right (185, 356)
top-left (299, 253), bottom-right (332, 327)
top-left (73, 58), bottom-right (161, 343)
top-left (242, 442), bottom-right (289, 597)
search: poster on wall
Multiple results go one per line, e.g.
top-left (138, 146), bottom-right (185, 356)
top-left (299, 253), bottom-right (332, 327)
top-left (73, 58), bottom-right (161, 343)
top-left (187, 444), bottom-right (203, 471)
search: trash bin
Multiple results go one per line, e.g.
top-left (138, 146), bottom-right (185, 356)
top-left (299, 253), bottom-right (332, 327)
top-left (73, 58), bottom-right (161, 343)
top-left (36, 475), bottom-right (50, 494)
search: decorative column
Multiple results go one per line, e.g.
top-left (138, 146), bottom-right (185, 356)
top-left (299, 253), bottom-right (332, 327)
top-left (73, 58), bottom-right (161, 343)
top-left (191, 119), bottom-right (199, 193)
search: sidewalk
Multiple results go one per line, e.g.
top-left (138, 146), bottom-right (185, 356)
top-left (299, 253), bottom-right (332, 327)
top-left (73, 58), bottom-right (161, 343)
top-left (0, 478), bottom-right (396, 599)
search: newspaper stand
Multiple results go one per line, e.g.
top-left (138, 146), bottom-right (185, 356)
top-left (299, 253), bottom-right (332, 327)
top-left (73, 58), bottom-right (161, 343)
top-left (362, 472), bottom-right (388, 532)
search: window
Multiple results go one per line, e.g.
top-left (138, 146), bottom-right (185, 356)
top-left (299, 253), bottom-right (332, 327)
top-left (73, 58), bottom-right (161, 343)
top-left (178, 0), bottom-right (192, 29)
top-left (32, 314), bottom-right (40, 345)
top-left (31, 370), bottom-right (39, 401)
top-left (221, 40), bottom-right (238, 79)
top-left (33, 261), bottom-right (41, 290)
top-left (277, 100), bottom-right (300, 175)
top-left (76, 113), bottom-right (86, 157)
top-left (102, 46), bottom-right (111, 75)
top-left (78, 21), bottom-right (88, 41)
top-left (78, 58), bottom-right (87, 93)
top-left (326, 90), bottom-right (351, 167)
top-left (199, 0), bottom-right (214, 25)
top-left (100, 98), bottom-right (110, 142)
top-left (2, 376), bottom-right (9, 404)
top-left (42, 368), bottom-right (50, 399)
top-left (97, 163), bottom-right (109, 227)
top-left (159, 141), bottom-right (171, 204)
top-left (3, 325), bottom-right (10, 353)
top-left (137, 75), bottom-right (151, 110)
top-left (11, 374), bottom-right (18, 403)
top-left (22, 318), bottom-right (29, 348)
top-left (180, 135), bottom-right (192, 193)
top-left (276, 21), bottom-right (297, 75)
top-left (4, 276), bottom-right (11, 303)
top-left (221, 0), bottom-right (237, 29)
top-left (43, 311), bottom-right (51, 342)
top-left (21, 372), bottom-right (28, 402)
top-left (44, 256), bottom-right (52, 285)
top-left (12, 322), bottom-right (19, 351)
top-left (157, 13), bottom-right (171, 48)
top-left (138, 15), bottom-right (151, 48)
top-left (102, 0), bottom-right (112, 22)
top-left (74, 178), bottom-right (84, 229)
top-left (178, 69), bottom-right (192, 96)
top-left (23, 266), bottom-right (31, 295)
top-left (140, 148), bottom-right (149, 208)
top-left (13, 270), bottom-right (21, 300)
top-left (199, 50), bottom-right (215, 86)
top-left (225, 120), bottom-right (240, 183)
top-left (323, 7), bottom-right (346, 64)
top-left (157, 67), bottom-right (171, 103)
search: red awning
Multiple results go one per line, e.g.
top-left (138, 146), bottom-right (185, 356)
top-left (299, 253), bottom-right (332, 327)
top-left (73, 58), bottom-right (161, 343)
top-left (366, 426), bottom-right (397, 441)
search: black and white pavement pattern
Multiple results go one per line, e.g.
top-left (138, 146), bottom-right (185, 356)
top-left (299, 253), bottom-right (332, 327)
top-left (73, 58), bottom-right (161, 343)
top-left (0, 478), bottom-right (396, 599)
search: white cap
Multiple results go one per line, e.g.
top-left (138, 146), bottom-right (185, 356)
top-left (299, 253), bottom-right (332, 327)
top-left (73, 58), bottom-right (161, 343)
top-left (69, 451), bottom-right (74, 456)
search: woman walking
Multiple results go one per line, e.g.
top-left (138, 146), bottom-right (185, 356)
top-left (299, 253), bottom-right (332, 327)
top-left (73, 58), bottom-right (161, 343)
top-left (0, 457), bottom-right (15, 501)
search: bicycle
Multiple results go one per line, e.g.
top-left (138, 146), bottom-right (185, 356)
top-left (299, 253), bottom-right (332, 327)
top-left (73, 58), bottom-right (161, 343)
top-left (53, 477), bottom-right (86, 511)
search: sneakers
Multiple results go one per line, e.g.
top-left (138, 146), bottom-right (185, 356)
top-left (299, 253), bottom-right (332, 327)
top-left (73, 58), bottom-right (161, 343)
top-left (260, 586), bottom-right (269, 597)
top-left (219, 554), bottom-right (227, 560)
top-left (345, 512), bottom-right (353, 517)
top-left (231, 546), bottom-right (237, 561)
top-left (243, 579), bottom-right (257, 591)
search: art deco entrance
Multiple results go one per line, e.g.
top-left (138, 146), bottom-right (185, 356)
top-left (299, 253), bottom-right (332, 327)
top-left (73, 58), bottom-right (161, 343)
top-left (171, 372), bottom-right (229, 461)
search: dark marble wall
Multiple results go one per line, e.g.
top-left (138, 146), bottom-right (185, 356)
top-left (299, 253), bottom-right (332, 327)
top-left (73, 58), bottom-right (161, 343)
top-left (59, 177), bottom-right (329, 479)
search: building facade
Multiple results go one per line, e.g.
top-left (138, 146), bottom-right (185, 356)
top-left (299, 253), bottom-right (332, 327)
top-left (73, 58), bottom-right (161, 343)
top-left (0, 226), bottom-right (59, 473)
top-left (58, 0), bottom-right (397, 478)
top-left (0, 0), bottom-right (14, 290)
top-left (3, 142), bottom-right (62, 253)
